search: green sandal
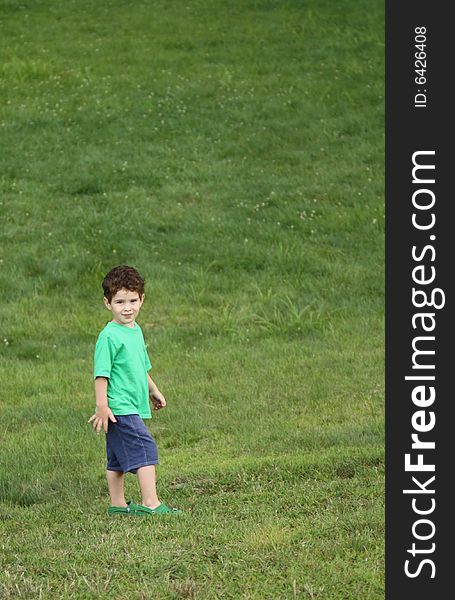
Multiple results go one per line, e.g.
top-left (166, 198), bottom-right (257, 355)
top-left (107, 500), bottom-right (139, 516)
top-left (132, 503), bottom-right (183, 516)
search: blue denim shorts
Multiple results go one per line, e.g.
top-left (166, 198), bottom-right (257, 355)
top-left (106, 414), bottom-right (158, 474)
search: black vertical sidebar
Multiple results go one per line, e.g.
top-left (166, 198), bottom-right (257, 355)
top-left (386, 2), bottom-right (453, 599)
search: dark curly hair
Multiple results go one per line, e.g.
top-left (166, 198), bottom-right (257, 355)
top-left (102, 265), bottom-right (145, 302)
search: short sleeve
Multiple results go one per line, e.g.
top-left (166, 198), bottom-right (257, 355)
top-left (94, 335), bottom-right (115, 379)
top-left (144, 344), bottom-right (152, 371)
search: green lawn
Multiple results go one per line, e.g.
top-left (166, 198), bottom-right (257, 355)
top-left (0, 0), bottom-right (384, 598)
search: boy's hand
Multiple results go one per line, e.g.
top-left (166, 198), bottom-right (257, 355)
top-left (87, 407), bottom-right (117, 434)
top-left (150, 389), bottom-right (167, 411)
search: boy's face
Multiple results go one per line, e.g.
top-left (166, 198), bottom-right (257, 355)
top-left (104, 288), bottom-right (144, 327)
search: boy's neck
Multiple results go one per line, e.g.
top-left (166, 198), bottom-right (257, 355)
top-left (111, 319), bottom-right (136, 328)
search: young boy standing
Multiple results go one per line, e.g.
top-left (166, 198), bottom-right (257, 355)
top-left (88, 265), bottom-right (181, 516)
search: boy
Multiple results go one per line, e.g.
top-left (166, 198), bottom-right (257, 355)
top-left (88, 265), bottom-right (182, 516)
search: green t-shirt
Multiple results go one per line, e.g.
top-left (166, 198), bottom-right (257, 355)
top-left (93, 321), bottom-right (152, 419)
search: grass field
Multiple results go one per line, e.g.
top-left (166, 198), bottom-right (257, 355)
top-left (0, 0), bottom-right (384, 598)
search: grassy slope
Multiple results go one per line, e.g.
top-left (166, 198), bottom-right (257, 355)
top-left (0, 1), bottom-right (384, 598)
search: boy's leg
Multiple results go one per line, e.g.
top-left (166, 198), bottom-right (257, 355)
top-left (106, 469), bottom-right (127, 507)
top-left (137, 465), bottom-right (160, 509)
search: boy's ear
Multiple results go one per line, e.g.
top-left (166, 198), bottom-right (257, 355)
top-left (103, 297), bottom-right (111, 310)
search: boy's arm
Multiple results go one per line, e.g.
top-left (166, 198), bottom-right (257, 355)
top-left (148, 373), bottom-right (167, 410)
top-left (88, 376), bottom-right (117, 433)
top-left (94, 376), bottom-right (109, 410)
